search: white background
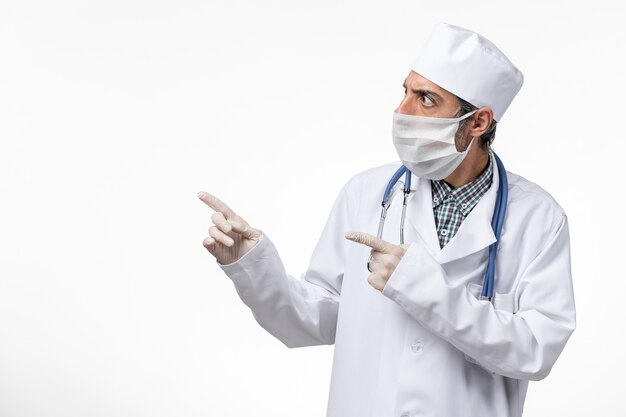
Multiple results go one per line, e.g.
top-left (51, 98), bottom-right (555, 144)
top-left (0, 0), bottom-right (624, 416)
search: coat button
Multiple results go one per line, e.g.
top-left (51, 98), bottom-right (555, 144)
top-left (440, 229), bottom-right (448, 236)
top-left (411, 340), bottom-right (424, 353)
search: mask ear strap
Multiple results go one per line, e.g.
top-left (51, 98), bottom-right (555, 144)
top-left (453, 135), bottom-right (475, 154)
top-left (454, 109), bottom-right (479, 147)
top-left (464, 136), bottom-right (477, 152)
top-left (457, 109), bottom-right (479, 121)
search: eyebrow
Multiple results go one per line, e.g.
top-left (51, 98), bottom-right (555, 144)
top-left (402, 80), bottom-right (444, 102)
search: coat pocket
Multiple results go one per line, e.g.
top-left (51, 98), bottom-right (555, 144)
top-left (463, 282), bottom-right (518, 373)
top-left (466, 282), bottom-right (517, 313)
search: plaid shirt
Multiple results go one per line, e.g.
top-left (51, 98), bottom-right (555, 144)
top-left (431, 151), bottom-right (493, 249)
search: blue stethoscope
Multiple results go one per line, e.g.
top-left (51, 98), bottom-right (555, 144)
top-left (367, 152), bottom-right (508, 302)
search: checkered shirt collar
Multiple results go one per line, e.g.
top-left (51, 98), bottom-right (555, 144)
top-left (431, 151), bottom-right (494, 217)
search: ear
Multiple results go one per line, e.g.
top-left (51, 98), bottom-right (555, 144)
top-left (467, 107), bottom-right (494, 137)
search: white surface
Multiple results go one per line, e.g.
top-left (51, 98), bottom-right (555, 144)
top-left (0, 0), bottom-right (623, 416)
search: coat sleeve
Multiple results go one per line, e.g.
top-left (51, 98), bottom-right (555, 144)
top-left (381, 213), bottom-right (577, 381)
top-left (216, 184), bottom-right (353, 348)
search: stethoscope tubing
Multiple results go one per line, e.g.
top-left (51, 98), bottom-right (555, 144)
top-left (368, 152), bottom-right (507, 302)
top-left (367, 167), bottom-right (411, 272)
top-left (481, 151), bottom-right (508, 300)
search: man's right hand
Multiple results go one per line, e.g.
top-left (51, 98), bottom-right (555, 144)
top-left (198, 191), bottom-right (263, 265)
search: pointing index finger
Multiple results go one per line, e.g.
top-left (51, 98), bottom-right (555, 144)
top-left (197, 191), bottom-right (237, 218)
top-left (345, 231), bottom-right (395, 253)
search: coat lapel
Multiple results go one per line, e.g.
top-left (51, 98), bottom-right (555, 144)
top-left (404, 174), bottom-right (441, 256)
top-left (404, 153), bottom-right (499, 264)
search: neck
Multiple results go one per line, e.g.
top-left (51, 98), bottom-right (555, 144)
top-left (443, 146), bottom-right (490, 189)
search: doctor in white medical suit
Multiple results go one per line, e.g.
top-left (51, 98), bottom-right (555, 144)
top-left (198, 22), bottom-right (576, 417)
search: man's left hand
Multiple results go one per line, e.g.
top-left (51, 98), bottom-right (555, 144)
top-left (345, 231), bottom-right (409, 292)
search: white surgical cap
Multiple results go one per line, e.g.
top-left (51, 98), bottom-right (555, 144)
top-left (411, 22), bottom-right (524, 122)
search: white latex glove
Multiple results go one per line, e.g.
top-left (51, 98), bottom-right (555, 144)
top-left (345, 231), bottom-right (409, 292)
top-left (197, 191), bottom-right (263, 265)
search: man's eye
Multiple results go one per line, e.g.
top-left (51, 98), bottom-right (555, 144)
top-left (422, 96), bottom-right (434, 106)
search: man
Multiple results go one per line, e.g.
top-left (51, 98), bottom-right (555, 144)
top-left (198, 22), bottom-right (576, 417)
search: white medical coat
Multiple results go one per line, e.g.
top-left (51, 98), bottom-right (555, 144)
top-left (217, 153), bottom-right (577, 417)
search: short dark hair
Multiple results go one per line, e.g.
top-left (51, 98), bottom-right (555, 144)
top-left (454, 96), bottom-right (497, 151)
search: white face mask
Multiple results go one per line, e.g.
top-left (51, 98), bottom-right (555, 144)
top-left (392, 109), bottom-right (478, 180)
